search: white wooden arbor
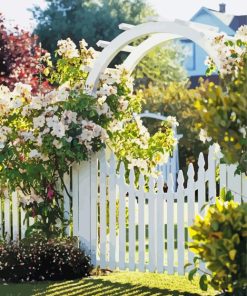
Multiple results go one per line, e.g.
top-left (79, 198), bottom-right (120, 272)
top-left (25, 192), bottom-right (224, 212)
top-left (78, 20), bottom-right (224, 266)
top-left (86, 19), bottom-right (221, 92)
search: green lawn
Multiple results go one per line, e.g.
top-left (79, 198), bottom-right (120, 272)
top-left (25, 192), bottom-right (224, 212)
top-left (0, 272), bottom-right (215, 296)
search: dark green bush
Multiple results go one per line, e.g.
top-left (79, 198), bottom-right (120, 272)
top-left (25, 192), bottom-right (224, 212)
top-left (0, 236), bottom-right (93, 282)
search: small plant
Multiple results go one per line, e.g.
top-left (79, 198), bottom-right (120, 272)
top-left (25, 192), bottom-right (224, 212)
top-left (0, 236), bottom-right (93, 282)
top-left (186, 189), bottom-right (247, 295)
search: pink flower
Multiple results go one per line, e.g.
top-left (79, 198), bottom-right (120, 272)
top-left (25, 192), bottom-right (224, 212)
top-left (47, 184), bottom-right (54, 200)
top-left (32, 208), bottom-right (36, 218)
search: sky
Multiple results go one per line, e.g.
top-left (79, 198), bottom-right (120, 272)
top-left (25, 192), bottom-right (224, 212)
top-left (0, 0), bottom-right (247, 31)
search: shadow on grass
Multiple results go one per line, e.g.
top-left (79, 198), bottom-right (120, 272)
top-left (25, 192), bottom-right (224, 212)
top-left (0, 278), bottom-right (206, 296)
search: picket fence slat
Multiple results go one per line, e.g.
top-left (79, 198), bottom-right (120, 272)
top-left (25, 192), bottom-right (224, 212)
top-left (118, 162), bottom-right (126, 270)
top-left (99, 151), bottom-right (107, 268)
top-left (90, 154), bottom-right (98, 266)
top-left (63, 173), bottom-right (71, 236)
top-left (12, 192), bottom-right (19, 240)
top-left (0, 194), bottom-right (2, 237)
top-left (138, 174), bottom-right (146, 272)
top-left (208, 145), bottom-right (216, 203)
top-left (198, 153), bottom-right (206, 216)
top-left (187, 163), bottom-right (195, 265)
top-left (177, 171), bottom-right (185, 275)
top-left (227, 165), bottom-right (241, 203)
top-left (167, 174), bottom-right (174, 274)
top-left (4, 193), bottom-right (10, 239)
top-left (20, 206), bottom-right (27, 239)
top-left (242, 174), bottom-right (247, 202)
top-left (72, 165), bottom-right (79, 237)
top-left (148, 177), bottom-right (156, 272)
top-left (128, 169), bottom-right (136, 271)
top-left (156, 175), bottom-right (164, 273)
top-left (219, 163), bottom-right (227, 192)
top-left (198, 154), bottom-right (206, 271)
top-left (109, 153), bottom-right (117, 270)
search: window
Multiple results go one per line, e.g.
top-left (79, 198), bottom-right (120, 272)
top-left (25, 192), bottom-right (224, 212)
top-left (180, 39), bottom-right (196, 71)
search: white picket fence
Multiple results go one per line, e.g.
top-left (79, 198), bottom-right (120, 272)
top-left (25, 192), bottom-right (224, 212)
top-left (85, 145), bottom-right (246, 274)
top-left (0, 145), bottom-right (246, 275)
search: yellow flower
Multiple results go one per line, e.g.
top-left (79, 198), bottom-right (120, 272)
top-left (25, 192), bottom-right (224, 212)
top-left (229, 249), bottom-right (237, 261)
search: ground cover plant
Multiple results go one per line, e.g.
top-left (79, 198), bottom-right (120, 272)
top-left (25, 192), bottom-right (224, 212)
top-left (0, 236), bottom-right (92, 283)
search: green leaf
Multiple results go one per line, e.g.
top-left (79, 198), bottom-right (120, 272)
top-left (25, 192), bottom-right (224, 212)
top-left (188, 268), bottom-right (198, 281)
top-left (184, 263), bottom-right (192, 270)
top-left (193, 256), bottom-right (201, 264)
top-left (212, 221), bottom-right (219, 231)
top-left (199, 274), bottom-right (208, 291)
top-left (225, 190), bottom-right (234, 202)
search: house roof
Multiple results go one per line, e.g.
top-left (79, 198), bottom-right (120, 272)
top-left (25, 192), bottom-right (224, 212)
top-left (207, 9), bottom-right (234, 26)
top-left (191, 7), bottom-right (247, 32)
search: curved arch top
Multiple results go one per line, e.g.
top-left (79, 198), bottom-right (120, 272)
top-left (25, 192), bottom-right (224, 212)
top-left (135, 111), bottom-right (168, 121)
top-left (86, 21), bottom-right (221, 93)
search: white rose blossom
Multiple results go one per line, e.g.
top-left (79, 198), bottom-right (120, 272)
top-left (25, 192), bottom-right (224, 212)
top-left (29, 149), bottom-right (41, 159)
top-left (166, 116), bottom-right (179, 128)
top-left (199, 129), bottom-right (212, 143)
top-left (57, 38), bottom-right (79, 59)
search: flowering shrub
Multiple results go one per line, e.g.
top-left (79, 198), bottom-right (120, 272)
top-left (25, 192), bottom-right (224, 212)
top-left (0, 236), bottom-right (92, 282)
top-left (109, 116), bottom-right (176, 175)
top-left (0, 38), bottom-right (176, 236)
top-left (187, 190), bottom-right (247, 295)
top-left (0, 13), bottom-right (50, 93)
top-left (196, 26), bottom-right (247, 173)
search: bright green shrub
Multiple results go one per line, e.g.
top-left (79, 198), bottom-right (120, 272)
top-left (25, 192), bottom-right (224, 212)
top-left (188, 190), bottom-right (247, 295)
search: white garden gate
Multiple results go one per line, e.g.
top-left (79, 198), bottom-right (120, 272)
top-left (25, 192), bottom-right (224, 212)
top-left (70, 145), bottom-right (247, 274)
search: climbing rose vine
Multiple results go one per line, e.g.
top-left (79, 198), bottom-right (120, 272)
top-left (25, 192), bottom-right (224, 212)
top-left (0, 38), bottom-right (176, 237)
top-left (196, 25), bottom-right (247, 174)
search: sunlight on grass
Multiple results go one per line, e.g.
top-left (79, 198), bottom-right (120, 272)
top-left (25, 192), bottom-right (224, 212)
top-left (0, 272), bottom-right (215, 296)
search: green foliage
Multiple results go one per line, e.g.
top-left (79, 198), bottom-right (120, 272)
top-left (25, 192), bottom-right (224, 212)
top-left (109, 118), bottom-right (176, 176)
top-left (31, 0), bottom-right (155, 53)
top-left (195, 58), bottom-right (247, 174)
top-left (188, 189), bottom-right (247, 294)
top-left (141, 81), bottom-right (209, 171)
top-left (196, 32), bottom-right (247, 174)
top-left (0, 236), bottom-right (92, 282)
top-left (133, 42), bottom-right (188, 88)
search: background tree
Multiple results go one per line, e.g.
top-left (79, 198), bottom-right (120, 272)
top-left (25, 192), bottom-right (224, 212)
top-left (141, 80), bottom-right (208, 172)
top-left (133, 41), bottom-right (188, 88)
top-left (31, 0), bottom-right (155, 53)
top-left (133, 41), bottom-right (195, 172)
top-left (0, 13), bottom-right (49, 93)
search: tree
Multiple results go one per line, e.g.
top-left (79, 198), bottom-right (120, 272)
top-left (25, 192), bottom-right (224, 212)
top-left (31, 0), bottom-right (155, 53)
top-left (141, 81), bottom-right (208, 172)
top-left (0, 13), bottom-right (49, 93)
top-left (133, 41), bottom-right (188, 88)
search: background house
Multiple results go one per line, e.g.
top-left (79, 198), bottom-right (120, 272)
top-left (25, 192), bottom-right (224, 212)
top-left (182, 3), bottom-right (247, 86)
